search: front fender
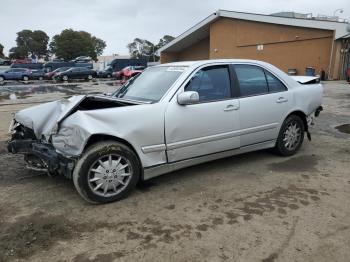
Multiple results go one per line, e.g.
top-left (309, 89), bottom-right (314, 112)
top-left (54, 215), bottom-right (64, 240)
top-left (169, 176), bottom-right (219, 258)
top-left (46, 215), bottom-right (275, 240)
top-left (52, 103), bottom-right (168, 168)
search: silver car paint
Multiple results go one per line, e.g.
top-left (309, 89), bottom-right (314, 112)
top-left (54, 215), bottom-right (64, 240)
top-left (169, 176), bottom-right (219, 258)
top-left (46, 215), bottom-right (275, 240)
top-left (12, 59), bottom-right (323, 176)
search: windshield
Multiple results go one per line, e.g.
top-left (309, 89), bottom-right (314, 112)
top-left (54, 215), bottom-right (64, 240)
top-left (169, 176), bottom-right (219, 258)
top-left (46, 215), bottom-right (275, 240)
top-left (113, 66), bottom-right (186, 103)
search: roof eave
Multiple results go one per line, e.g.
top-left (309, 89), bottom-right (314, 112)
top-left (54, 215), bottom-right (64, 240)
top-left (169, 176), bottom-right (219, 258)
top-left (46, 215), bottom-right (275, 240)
top-left (158, 11), bottom-right (219, 53)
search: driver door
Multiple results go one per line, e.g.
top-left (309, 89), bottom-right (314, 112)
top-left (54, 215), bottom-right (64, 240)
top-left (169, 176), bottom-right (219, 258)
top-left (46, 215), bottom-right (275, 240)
top-left (165, 65), bottom-right (240, 162)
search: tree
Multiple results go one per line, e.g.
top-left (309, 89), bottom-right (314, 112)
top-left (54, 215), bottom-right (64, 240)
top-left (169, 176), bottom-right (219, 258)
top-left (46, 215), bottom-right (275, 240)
top-left (156, 35), bottom-right (175, 49)
top-left (0, 43), bottom-right (4, 58)
top-left (9, 30), bottom-right (49, 59)
top-left (127, 35), bottom-right (175, 62)
top-left (127, 38), bottom-right (155, 60)
top-left (50, 29), bottom-right (106, 61)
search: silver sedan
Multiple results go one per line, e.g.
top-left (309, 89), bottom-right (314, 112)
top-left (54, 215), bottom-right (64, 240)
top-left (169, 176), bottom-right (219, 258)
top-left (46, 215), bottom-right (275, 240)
top-left (8, 59), bottom-right (323, 203)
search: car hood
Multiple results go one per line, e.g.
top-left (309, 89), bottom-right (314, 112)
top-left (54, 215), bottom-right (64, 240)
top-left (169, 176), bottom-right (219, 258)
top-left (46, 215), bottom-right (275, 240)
top-left (14, 95), bottom-right (86, 138)
top-left (14, 95), bottom-right (138, 138)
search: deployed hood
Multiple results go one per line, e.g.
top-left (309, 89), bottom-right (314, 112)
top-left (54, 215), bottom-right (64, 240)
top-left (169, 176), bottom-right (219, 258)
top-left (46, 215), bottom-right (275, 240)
top-left (291, 76), bottom-right (320, 84)
top-left (14, 95), bottom-right (138, 138)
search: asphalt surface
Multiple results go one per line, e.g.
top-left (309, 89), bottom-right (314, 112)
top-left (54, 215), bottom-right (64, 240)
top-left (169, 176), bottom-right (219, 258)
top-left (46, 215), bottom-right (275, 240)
top-left (0, 80), bottom-right (349, 262)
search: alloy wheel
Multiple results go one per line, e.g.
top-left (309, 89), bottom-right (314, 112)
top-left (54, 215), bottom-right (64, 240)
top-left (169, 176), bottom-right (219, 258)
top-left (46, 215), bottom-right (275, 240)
top-left (283, 121), bottom-right (301, 151)
top-left (87, 154), bottom-right (132, 197)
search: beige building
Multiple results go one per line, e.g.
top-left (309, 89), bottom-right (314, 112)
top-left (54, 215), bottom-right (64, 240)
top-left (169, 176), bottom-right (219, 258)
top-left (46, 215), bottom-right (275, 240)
top-left (159, 10), bottom-right (350, 80)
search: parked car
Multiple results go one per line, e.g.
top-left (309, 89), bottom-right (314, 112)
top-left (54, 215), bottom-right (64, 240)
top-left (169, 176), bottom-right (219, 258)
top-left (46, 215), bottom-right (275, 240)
top-left (43, 62), bottom-right (93, 72)
top-left (45, 67), bottom-right (72, 80)
top-left (97, 66), bottom-right (114, 78)
top-left (54, 67), bottom-right (97, 81)
top-left (113, 66), bottom-right (145, 80)
top-left (11, 63), bottom-right (43, 70)
top-left (71, 56), bottom-right (92, 63)
top-left (0, 68), bottom-right (32, 81)
top-left (108, 58), bottom-right (147, 72)
top-left (7, 60), bottom-right (323, 203)
top-left (0, 58), bottom-right (11, 66)
top-left (12, 58), bottom-right (32, 64)
top-left (30, 69), bottom-right (46, 80)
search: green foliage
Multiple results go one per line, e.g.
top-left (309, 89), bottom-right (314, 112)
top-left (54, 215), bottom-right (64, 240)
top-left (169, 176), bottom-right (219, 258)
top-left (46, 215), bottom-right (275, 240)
top-left (9, 30), bottom-right (49, 59)
top-left (0, 43), bottom-right (4, 58)
top-left (127, 35), bottom-right (175, 62)
top-left (50, 29), bottom-right (106, 61)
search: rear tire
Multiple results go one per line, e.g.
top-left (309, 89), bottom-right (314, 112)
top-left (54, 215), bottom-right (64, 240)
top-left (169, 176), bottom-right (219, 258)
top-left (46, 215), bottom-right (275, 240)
top-left (23, 76), bottom-right (29, 81)
top-left (38, 76), bottom-right (43, 81)
top-left (87, 75), bottom-right (93, 80)
top-left (73, 141), bottom-right (140, 204)
top-left (274, 115), bottom-right (305, 156)
top-left (0, 76), bottom-right (4, 82)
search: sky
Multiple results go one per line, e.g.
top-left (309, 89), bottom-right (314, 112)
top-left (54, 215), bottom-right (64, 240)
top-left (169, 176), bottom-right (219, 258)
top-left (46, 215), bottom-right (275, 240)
top-left (0, 0), bottom-right (349, 56)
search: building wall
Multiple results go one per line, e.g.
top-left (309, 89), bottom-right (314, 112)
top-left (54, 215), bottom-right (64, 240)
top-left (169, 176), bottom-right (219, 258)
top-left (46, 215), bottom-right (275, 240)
top-left (209, 18), bottom-right (334, 77)
top-left (160, 17), bottom-right (340, 78)
top-left (178, 37), bottom-right (210, 61)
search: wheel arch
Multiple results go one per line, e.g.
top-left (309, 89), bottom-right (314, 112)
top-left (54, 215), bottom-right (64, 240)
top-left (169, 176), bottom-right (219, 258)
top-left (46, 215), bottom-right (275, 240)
top-left (83, 134), bottom-right (143, 176)
top-left (285, 110), bottom-right (308, 132)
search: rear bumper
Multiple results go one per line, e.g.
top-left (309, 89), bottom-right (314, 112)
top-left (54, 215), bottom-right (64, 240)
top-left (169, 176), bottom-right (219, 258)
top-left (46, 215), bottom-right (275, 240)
top-left (7, 140), bottom-right (75, 179)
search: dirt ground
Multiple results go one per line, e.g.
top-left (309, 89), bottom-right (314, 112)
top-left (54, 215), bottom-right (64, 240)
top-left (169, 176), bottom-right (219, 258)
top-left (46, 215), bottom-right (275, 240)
top-left (0, 80), bottom-right (349, 262)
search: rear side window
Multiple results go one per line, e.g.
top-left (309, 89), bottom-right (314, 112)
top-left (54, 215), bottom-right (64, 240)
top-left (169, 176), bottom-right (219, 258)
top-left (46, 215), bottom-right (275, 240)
top-left (234, 65), bottom-right (268, 97)
top-left (265, 71), bottom-right (286, 92)
top-left (185, 65), bottom-right (231, 102)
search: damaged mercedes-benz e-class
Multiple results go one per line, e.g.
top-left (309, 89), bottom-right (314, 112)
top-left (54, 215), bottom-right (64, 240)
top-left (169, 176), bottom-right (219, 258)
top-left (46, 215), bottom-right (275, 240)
top-left (8, 60), bottom-right (323, 203)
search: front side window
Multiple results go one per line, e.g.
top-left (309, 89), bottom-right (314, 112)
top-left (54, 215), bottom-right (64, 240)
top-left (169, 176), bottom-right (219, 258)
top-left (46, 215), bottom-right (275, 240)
top-left (265, 70), bottom-right (286, 92)
top-left (114, 66), bottom-right (185, 103)
top-left (234, 65), bottom-right (268, 97)
top-left (185, 66), bottom-right (231, 102)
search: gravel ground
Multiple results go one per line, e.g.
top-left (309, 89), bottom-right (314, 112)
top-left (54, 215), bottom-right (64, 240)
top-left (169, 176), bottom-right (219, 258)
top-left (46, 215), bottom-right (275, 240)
top-left (0, 80), bottom-right (349, 262)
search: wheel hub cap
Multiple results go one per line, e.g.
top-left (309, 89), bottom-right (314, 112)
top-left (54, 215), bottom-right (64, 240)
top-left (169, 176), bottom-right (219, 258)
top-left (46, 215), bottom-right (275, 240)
top-left (283, 122), bottom-right (301, 151)
top-left (88, 154), bottom-right (132, 197)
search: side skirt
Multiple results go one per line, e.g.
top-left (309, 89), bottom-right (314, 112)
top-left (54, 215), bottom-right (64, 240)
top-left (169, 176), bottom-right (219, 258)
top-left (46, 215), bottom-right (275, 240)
top-left (143, 140), bottom-right (276, 180)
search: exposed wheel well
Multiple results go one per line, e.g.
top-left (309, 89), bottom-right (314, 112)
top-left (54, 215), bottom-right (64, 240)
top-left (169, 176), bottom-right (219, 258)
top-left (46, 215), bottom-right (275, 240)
top-left (84, 134), bottom-right (143, 175)
top-left (287, 111), bottom-right (308, 132)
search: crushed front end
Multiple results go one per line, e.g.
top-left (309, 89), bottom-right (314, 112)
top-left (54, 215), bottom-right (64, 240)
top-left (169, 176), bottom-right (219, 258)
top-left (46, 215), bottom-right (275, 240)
top-left (7, 121), bottom-right (75, 178)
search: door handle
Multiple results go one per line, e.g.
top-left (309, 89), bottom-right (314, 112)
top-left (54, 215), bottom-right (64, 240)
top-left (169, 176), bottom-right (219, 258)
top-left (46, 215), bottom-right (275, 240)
top-left (224, 104), bottom-right (239, 111)
top-left (276, 97), bottom-right (288, 103)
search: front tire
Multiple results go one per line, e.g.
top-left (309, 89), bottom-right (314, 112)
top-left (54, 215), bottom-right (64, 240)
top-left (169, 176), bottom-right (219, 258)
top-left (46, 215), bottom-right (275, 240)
top-left (274, 115), bottom-right (305, 156)
top-left (62, 75), bottom-right (68, 81)
top-left (0, 76), bottom-right (4, 82)
top-left (23, 76), bottom-right (29, 81)
top-left (87, 75), bottom-right (93, 80)
top-left (73, 141), bottom-right (140, 204)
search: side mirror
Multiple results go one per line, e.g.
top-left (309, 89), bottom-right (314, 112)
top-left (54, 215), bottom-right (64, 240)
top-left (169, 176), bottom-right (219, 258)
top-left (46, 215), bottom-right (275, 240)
top-left (177, 91), bottom-right (199, 105)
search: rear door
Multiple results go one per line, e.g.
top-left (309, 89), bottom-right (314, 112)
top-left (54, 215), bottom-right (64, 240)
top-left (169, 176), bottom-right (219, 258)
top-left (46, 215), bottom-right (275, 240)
top-left (233, 64), bottom-right (292, 146)
top-left (70, 68), bottom-right (80, 78)
top-left (13, 69), bottom-right (25, 80)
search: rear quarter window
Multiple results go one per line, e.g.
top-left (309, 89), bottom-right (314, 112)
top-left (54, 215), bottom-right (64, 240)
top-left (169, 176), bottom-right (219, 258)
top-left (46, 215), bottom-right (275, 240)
top-left (265, 71), bottom-right (287, 92)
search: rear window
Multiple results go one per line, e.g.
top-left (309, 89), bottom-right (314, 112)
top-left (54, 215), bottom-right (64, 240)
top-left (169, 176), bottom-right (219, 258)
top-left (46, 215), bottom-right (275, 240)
top-left (234, 65), bottom-right (268, 97)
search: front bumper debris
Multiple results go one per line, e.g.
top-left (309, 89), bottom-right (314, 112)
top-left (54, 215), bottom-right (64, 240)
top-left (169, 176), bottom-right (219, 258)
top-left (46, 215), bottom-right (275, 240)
top-left (7, 140), bottom-right (75, 179)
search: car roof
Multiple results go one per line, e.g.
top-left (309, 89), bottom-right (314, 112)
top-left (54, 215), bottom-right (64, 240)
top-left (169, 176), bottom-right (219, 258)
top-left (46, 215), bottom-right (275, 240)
top-left (160, 59), bottom-right (275, 67)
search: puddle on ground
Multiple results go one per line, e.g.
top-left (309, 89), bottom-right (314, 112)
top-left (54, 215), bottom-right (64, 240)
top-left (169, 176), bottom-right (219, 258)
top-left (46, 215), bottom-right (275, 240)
top-left (268, 155), bottom-right (319, 173)
top-left (335, 124), bottom-right (350, 134)
top-left (0, 84), bottom-right (82, 102)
